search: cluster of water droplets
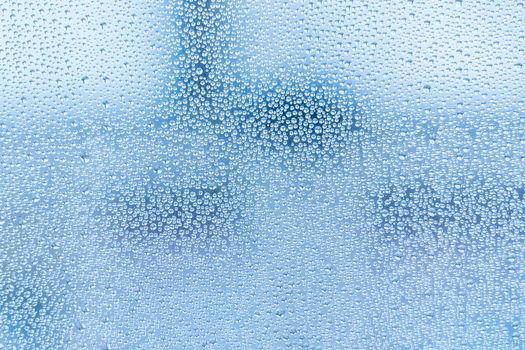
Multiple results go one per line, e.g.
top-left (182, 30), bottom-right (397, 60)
top-left (1, 0), bottom-right (524, 349)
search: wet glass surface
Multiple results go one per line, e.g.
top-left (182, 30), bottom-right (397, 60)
top-left (1, 0), bottom-right (524, 348)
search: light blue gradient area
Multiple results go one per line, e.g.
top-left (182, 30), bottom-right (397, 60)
top-left (0, 1), bottom-right (524, 349)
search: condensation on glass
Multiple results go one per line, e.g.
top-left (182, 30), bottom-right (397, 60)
top-left (0, 0), bottom-right (524, 349)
